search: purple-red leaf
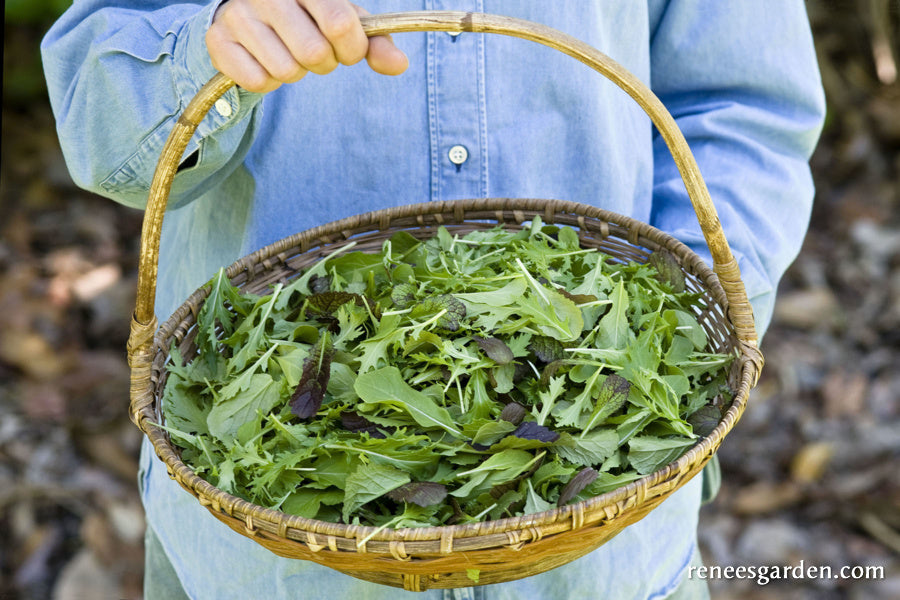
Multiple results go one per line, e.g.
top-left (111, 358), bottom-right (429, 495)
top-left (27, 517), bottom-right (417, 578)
top-left (307, 291), bottom-right (359, 315)
top-left (289, 333), bottom-right (334, 419)
top-left (500, 402), bottom-right (527, 425)
top-left (540, 360), bottom-right (566, 386)
top-left (557, 467), bottom-right (599, 506)
top-left (512, 421), bottom-right (560, 443)
top-left (528, 336), bottom-right (565, 363)
top-left (556, 288), bottom-right (598, 305)
top-left (386, 482), bottom-right (448, 507)
top-left (648, 250), bottom-right (686, 293)
top-left (391, 283), bottom-right (417, 308)
top-left (340, 411), bottom-right (389, 438)
top-left (472, 336), bottom-right (514, 365)
top-left (688, 405), bottom-right (722, 438)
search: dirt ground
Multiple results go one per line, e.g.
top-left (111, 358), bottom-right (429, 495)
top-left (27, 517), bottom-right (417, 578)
top-left (1, 2), bottom-right (898, 599)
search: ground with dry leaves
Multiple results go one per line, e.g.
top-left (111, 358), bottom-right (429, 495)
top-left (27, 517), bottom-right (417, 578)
top-left (1, 2), bottom-right (898, 599)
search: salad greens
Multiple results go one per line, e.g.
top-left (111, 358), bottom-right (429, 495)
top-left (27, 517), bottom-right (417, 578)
top-left (160, 219), bottom-right (734, 528)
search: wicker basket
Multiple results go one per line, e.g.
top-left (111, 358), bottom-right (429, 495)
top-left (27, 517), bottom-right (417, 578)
top-left (127, 12), bottom-right (764, 592)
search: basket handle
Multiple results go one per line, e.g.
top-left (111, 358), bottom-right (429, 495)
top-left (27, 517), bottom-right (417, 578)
top-left (128, 11), bottom-right (760, 391)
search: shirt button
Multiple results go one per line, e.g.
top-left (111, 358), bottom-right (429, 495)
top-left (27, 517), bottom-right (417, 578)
top-left (447, 31), bottom-right (462, 38)
top-left (448, 145), bottom-right (469, 166)
top-left (214, 98), bottom-right (233, 118)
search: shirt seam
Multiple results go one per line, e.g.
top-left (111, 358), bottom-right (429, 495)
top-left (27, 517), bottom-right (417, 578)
top-left (647, 540), bottom-right (697, 600)
top-left (476, 0), bottom-right (488, 198)
top-left (427, 27), bottom-right (440, 201)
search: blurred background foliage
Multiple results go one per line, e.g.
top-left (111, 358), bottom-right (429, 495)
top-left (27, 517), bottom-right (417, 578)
top-left (2, 1), bottom-right (899, 599)
top-left (3, 0), bottom-right (71, 106)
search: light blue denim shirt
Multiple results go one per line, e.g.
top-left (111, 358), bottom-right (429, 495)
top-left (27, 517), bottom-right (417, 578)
top-left (42, 1), bottom-right (824, 598)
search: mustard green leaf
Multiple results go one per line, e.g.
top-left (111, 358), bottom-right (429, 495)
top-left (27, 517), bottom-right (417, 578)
top-left (627, 436), bottom-right (696, 475)
top-left (207, 374), bottom-right (280, 443)
top-left (354, 367), bottom-right (461, 437)
top-left (342, 463), bottom-right (411, 521)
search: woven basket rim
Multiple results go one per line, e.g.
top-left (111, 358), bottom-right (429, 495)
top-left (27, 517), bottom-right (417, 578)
top-left (138, 197), bottom-right (757, 547)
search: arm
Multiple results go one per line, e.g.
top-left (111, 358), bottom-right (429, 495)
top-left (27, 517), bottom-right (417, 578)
top-left (647, 0), bottom-right (826, 337)
top-left (41, 0), bottom-right (406, 210)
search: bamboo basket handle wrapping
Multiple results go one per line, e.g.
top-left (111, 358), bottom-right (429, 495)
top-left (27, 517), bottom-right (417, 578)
top-left (128, 12), bottom-right (760, 419)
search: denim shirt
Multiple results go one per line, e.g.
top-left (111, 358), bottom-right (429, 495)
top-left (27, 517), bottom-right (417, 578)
top-left (42, 1), bottom-right (824, 598)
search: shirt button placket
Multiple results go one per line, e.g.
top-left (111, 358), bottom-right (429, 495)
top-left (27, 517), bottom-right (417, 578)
top-left (214, 98), bottom-right (232, 118)
top-left (427, 0), bottom-right (485, 201)
top-left (448, 145), bottom-right (469, 171)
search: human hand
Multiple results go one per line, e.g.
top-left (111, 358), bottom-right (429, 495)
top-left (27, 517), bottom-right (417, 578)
top-left (206, 0), bottom-right (409, 93)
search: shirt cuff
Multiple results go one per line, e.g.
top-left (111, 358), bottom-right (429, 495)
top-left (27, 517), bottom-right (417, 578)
top-left (174, 0), bottom-right (264, 142)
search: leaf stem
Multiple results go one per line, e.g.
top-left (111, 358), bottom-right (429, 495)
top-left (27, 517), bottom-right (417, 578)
top-left (515, 258), bottom-right (550, 305)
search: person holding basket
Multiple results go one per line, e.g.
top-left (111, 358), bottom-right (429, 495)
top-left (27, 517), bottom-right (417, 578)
top-left (42, 1), bottom-right (825, 598)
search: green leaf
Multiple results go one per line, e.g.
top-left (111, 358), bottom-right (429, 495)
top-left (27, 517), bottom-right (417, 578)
top-left (517, 290), bottom-right (583, 342)
top-left (492, 363), bottom-right (516, 393)
top-left (557, 226), bottom-right (581, 250)
top-left (531, 458), bottom-right (577, 490)
top-left (614, 408), bottom-right (655, 446)
top-left (388, 230), bottom-right (423, 256)
top-left (356, 314), bottom-right (405, 374)
top-left (455, 449), bottom-right (537, 480)
top-left (523, 479), bottom-right (554, 515)
top-left (325, 250), bottom-right (385, 287)
top-left (456, 278), bottom-right (528, 307)
top-left (161, 349), bottom-right (212, 436)
top-left (582, 471), bottom-right (644, 496)
top-left (627, 436), bottom-right (696, 475)
top-left (276, 242), bottom-right (356, 305)
top-left (305, 452), bottom-right (355, 489)
top-left (597, 278), bottom-right (633, 350)
top-left (354, 367), bottom-right (462, 437)
top-left (342, 462), bottom-right (411, 521)
top-left (326, 361), bottom-right (358, 403)
top-left (207, 374), bottom-right (280, 443)
top-left (663, 310), bottom-right (707, 350)
top-left (581, 374), bottom-right (631, 435)
top-left (554, 430), bottom-right (618, 467)
top-left (471, 420), bottom-right (517, 446)
top-left (411, 294), bottom-right (466, 331)
top-left (196, 269), bottom-right (251, 357)
top-left (282, 488), bottom-right (344, 519)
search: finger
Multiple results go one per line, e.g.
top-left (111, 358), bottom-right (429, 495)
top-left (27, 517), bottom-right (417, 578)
top-left (208, 38), bottom-right (283, 93)
top-left (365, 32), bottom-right (409, 75)
top-left (353, 5), bottom-right (408, 76)
top-left (299, 0), bottom-right (368, 66)
top-left (218, 5), bottom-right (309, 83)
top-left (254, 3), bottom-right (337, 76)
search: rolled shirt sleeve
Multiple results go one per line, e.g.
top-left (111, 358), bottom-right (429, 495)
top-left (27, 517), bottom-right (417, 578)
top-left (647, 0), bottom-right (826, 338)
top-left (41, 0), bottom-right (263, 210)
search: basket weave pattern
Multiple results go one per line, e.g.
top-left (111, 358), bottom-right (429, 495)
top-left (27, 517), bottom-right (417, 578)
top-left (126, 13), bottom-right (763, 592)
